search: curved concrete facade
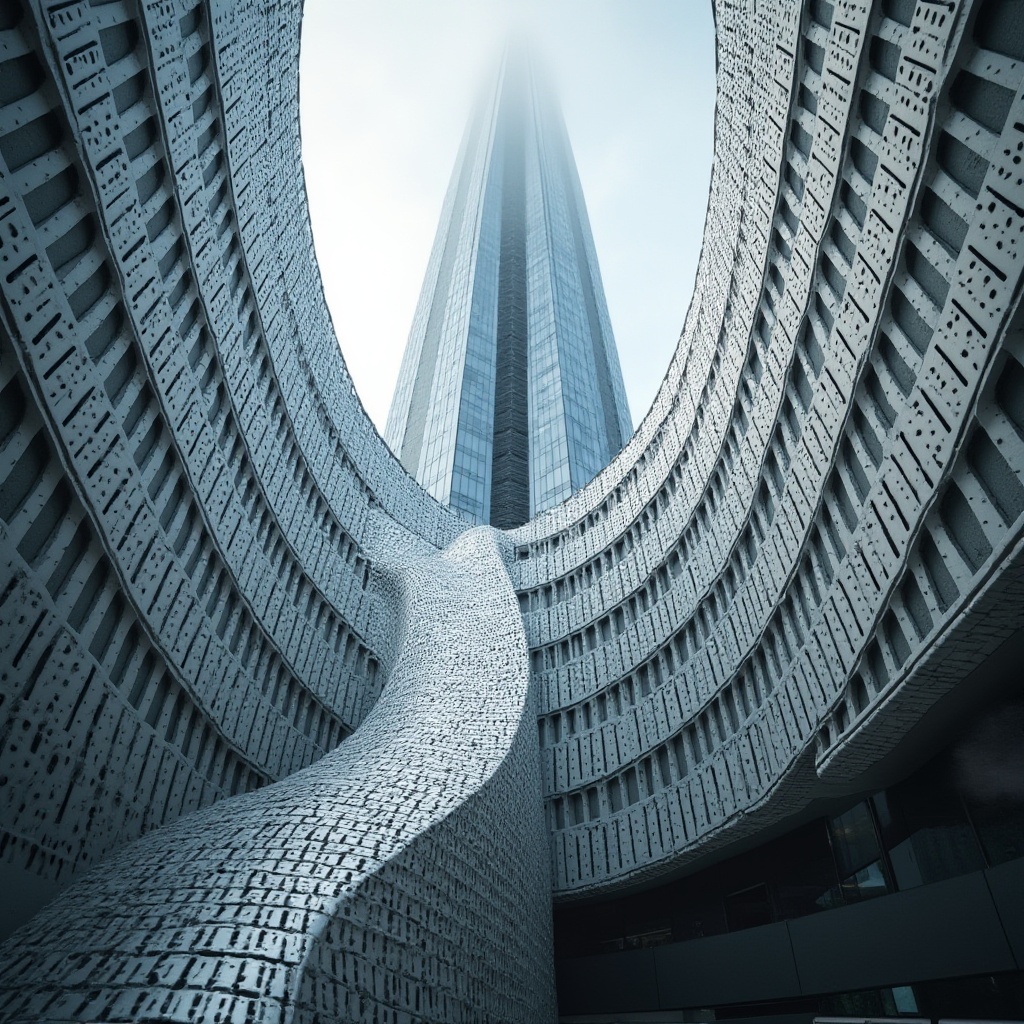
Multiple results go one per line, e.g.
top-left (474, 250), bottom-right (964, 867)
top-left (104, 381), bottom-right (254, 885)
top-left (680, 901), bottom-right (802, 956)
top-left (0, 0), bottom-right (1022, 1019)
top-left (515, 0), bottom-right (1024, 899)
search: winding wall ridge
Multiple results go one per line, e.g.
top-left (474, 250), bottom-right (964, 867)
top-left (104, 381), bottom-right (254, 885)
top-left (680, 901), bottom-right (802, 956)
top-left (0, 524), bottom-right (554, 1021)
top-left (0, 0), bottom-right (457, 888)
top-left (0, 0), bottom-right (1022, 1017)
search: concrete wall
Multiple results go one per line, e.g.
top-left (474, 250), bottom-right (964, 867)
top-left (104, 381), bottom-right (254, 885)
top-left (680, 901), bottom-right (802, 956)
top-left (0, 525), bottom-right (554, 1021)
top-left (0, 0), bottom-right (552, 1018)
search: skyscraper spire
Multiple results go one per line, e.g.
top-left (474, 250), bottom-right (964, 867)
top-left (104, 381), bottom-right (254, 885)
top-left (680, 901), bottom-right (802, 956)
top-left (385, 45), bottom-right (632, 528)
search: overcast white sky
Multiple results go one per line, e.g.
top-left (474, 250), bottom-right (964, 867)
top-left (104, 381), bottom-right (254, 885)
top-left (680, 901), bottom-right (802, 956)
top-left (299, 1), bottom-right (716, 434)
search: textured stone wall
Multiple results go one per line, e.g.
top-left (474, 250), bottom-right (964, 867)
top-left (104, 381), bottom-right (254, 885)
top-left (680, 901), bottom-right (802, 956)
top-left (1, 0), bottom-right (1023, 1018)
top-left (0, 0), bottom-right (555, 1017)
top-left (0, 0), bottom-right (461, 894)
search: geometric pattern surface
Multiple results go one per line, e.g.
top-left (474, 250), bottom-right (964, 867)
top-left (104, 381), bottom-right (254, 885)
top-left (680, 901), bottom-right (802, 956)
top-left (0, 524), bottom-right (553, 1022)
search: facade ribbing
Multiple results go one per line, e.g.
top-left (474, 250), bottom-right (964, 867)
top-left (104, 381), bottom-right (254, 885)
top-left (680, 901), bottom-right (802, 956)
top-left (0, 0), bottom-right (1023, 1020)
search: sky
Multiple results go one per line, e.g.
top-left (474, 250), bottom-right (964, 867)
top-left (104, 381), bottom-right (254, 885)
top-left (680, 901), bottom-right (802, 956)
top-left (299, 1), bottom-right (716, 434)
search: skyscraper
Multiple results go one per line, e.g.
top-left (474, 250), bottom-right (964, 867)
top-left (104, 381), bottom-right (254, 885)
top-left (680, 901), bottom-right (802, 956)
top-left (384, 48), bottom-right (632, 528)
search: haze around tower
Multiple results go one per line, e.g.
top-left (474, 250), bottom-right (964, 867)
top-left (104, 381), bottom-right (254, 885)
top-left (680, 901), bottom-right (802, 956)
top-left (299, 0), bottom-right (716, 434)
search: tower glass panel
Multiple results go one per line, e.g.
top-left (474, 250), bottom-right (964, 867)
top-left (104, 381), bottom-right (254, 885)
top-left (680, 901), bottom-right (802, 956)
top-left (385, 48), bottom-right (632, 527)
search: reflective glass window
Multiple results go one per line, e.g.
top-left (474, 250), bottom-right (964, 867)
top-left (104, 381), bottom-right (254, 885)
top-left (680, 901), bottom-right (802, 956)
top-left (828, 802), bottom-right (891, 902)
top-left (872, 769), bottom-right (984, 889)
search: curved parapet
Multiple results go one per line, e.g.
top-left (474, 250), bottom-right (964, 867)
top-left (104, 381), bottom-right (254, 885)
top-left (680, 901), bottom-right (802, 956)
top-left (511, 0), bottom-right (1024, 897)
top-left (0, 525), bottom-right (553, 1022)
top-left (2, 0), bottom-right (1024, 1012)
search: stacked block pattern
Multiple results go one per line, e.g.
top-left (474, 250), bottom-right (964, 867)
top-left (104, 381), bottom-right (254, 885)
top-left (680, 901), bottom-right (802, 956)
top-left (0, 0), bottom-right (460, 887)
top-left (513, 0), bottom-right (1024, 897)
top-left (0, 526), bottom-right (555, 1022)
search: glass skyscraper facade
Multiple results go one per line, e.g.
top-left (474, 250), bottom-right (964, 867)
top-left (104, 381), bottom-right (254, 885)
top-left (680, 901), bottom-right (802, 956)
top-left (384, 49), bottom-right (632, 529)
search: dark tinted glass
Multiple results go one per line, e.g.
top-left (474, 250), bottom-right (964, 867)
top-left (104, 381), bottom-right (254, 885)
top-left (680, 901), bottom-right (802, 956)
top-left (829, 802), bottom-right (890, 903)
top-left (770, 820), bottom-right (843, 918)
top-left (872, 768), bottom-right (984, 888)
top-left (950, 695), bottom-right (1024, 867)
top-left (969, 800), bottom-right (1024, 866)
top-left (670, 892), bottom-right (728, 942)
top-left (724, 883), bottom-right (772, 931)
top-left (829, 801), bottom-right (882, 877)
